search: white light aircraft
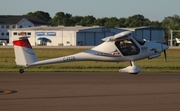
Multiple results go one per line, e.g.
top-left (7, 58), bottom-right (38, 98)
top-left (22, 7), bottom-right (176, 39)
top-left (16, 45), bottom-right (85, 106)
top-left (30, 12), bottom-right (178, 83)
top-left (13, 31), bottom-right (169, 74)
top-left (175, 38), bottom-right (180, 45)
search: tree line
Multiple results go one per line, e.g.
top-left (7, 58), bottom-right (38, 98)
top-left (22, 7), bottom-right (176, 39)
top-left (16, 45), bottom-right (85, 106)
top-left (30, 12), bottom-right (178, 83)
top-left (25, 11), bottom-right (180, 38)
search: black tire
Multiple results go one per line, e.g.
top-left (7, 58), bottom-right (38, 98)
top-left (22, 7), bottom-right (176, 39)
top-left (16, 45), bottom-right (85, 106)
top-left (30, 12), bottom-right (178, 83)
top-left (19, 69), bottom-right (24, 73)
top-left (130, 72), bottom-right (139, 75)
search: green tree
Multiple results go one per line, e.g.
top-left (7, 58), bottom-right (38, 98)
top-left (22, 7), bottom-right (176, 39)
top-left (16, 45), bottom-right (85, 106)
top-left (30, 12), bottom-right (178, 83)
top-left (79, 15), bottom-right (96, 26)
top-left (104, 17), bottom-right (119, 27)
top-left (94, 17), bottom-right (108, 26)
top-left (150, 21), bottom-right (161, 28)
top-left (161, 15), bottom-right (180, 30)
top-left (161, 15), bottom-right (180, 39)
top-left (50, 12), bottom-right (73, 26)
top-left (118, 18), bottom-right (126, 28)
top-left (125, 14), bottom-right (151, 27)
top-left (26, 11), bottom-right (51, 22)
top-left (71, 16), bottom-right (84, 26)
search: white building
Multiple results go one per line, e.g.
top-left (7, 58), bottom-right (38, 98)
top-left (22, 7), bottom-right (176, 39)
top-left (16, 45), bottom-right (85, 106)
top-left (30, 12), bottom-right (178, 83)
top-left (0, 15), bottom-right (50, 45)
top-left (9, 26), bottom-right (126, 46)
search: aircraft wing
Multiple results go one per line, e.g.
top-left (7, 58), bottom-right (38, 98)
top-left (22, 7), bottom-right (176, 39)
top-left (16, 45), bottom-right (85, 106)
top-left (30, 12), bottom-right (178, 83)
top-left (101, 36), bottom-right (113, 42)
top-left (101, 31), bottom-right (132, 42)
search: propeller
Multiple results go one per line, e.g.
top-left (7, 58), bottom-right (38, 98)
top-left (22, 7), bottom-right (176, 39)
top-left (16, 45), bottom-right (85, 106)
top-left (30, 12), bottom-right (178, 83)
top-left (164, 50), bottom-right (168, 63)
top-left (161, 43), bottom-right (169, 63)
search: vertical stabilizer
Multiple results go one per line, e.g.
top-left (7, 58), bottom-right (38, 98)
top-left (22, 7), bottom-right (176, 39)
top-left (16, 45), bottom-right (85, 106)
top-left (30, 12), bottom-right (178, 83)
top-left (13, 36), bottom-right (38, 67)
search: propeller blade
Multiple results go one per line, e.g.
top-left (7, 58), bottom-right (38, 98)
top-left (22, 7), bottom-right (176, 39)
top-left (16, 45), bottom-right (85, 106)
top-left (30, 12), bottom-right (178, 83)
top-left (164, 50), bottom-right (168, 63)
top-left (161, 43), bottom-right (169, 63)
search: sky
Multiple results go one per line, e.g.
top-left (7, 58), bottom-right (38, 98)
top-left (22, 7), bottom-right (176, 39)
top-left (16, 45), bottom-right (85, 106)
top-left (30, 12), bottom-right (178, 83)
top-left (0, 0), bottom-right (179, 22)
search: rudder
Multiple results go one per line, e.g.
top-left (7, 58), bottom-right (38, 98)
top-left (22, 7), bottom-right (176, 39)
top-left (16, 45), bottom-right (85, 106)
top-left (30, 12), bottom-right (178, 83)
top-left (13, 36), bottom-right (38, 67)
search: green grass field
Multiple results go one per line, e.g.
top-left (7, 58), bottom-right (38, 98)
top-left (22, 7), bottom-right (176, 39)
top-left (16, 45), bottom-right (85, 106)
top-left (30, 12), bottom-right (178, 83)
top-left (0, 48), bottom-right (180, 72)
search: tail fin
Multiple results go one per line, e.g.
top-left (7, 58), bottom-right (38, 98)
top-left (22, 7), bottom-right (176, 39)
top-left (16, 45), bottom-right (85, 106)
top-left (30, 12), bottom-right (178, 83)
top-left (13, 36), bottom-right (38, 67)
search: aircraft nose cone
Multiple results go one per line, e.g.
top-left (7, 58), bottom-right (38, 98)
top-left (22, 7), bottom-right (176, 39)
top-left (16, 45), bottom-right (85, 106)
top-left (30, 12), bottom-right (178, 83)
top-left (162, 44), bottom-right (169, 50)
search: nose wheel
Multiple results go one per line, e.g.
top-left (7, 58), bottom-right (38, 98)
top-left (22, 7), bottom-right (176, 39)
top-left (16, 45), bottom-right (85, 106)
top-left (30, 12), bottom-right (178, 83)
top-left (19, 68), bottom-right (24, 74)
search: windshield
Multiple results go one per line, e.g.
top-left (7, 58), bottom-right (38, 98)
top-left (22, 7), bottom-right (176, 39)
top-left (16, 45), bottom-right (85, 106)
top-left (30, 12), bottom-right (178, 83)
top-left (134, 37), bottom-right (146, 45)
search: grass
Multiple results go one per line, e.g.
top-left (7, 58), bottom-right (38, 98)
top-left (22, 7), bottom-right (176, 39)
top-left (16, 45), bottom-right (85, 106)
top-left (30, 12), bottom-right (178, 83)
top-left (0, 48), bottom-right (180, 72)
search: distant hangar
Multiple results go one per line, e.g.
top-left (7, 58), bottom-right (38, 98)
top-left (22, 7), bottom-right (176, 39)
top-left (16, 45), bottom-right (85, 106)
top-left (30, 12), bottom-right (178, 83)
top-left (8, 26), bottom-right (165, 46)
top-left (9, 26), bottom-right (126, 46)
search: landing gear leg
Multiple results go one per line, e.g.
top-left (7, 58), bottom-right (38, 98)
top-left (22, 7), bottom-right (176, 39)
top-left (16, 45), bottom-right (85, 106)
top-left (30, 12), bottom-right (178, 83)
top-left (130, 60), bottom-right (135, 66)
top-left (19, 68), bottom-right (24, 74)
top-left (130, 61), bottom-right (138, 74)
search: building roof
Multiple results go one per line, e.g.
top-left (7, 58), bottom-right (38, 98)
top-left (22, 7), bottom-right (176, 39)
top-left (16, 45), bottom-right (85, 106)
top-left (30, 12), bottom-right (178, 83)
top-left (0, 15), bottom-right (50, 25)
top-left (9, 26), bottom-right (115, 31)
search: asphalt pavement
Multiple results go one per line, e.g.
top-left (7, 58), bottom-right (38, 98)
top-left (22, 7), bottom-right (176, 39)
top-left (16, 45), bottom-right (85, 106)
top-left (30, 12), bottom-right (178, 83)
top-left (0, 72), bottom-right (180, 111)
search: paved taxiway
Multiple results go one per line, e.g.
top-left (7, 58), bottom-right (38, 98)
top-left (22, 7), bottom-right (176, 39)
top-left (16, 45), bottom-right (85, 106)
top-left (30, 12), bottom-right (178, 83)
top-left (1, 72), bottom-right (180, 111)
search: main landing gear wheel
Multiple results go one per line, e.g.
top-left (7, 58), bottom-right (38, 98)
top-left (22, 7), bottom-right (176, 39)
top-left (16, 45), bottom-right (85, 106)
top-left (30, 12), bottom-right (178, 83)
top-left (130, 72), bottom-right (139, 75)
top-left (19, 68), bottom-right (24, 74)
top-left (119, 61), bottom-right (141, 74)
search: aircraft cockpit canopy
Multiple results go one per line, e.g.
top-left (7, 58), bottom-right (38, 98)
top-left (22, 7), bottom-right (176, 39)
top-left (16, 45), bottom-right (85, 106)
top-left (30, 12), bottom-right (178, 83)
top-left (115, 32), bottom-right (140, 56)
